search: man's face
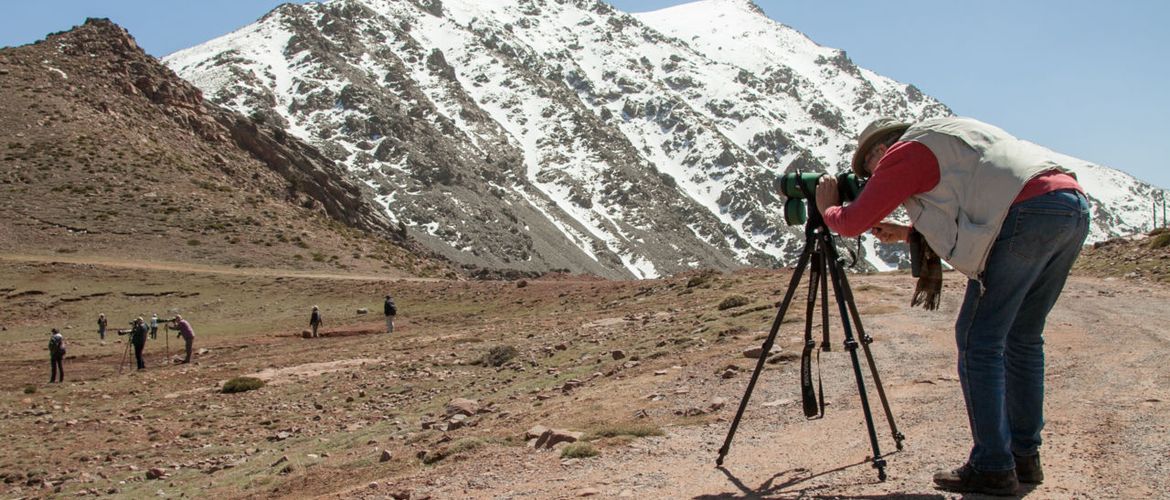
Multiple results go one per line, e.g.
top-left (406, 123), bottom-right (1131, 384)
top-left (863, 143), bottom-right (888, 176)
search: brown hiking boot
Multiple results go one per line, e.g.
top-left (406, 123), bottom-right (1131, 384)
top-left (1014, 452), bottom-right (1044, 484)
top-left (933, 463), bottom-right (1020, 496)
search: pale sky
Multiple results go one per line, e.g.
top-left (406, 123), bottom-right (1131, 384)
top-left (3, 0), bottom-right (1167, 189)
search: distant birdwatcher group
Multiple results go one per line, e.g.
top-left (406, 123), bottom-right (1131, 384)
top-left (44, 293), bottom-right (399, 384)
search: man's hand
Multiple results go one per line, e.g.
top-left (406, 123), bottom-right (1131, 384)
top-left (870, 221), bottom-right (910, 243)
top-left (815, 175), bottom-right (839, 215)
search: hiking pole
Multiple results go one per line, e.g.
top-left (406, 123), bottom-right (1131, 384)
top-left (164, 324), bottom-right (170, 364)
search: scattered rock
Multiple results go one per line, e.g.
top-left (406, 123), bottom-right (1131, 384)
top-left (380, 450), bottom-right (392, 462)
top-left (525, 425), bottom-right (549, 440)
top-left (532, 428), bottom-right (583, 449)
top-left (577, 488), bottom-right (600, 497)
top-left (742, 347), bottom-right (764, 358)
top-left (357, 308), bottom-right (369, 315)
top-left (611, 350), bottom-right (626, 360)
top-left (271, 456), bottom-right (289, 467)
top-left (444, 398), bottom-right (479, 417)
top-left (145, 468), bottom-right (165, 480)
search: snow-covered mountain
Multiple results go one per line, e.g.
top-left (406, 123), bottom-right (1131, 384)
top-left (165, 0), bottom-right (1162, 278)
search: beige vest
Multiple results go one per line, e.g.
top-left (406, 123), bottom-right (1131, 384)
top-left (900, 117), bottom-right (1070, 279)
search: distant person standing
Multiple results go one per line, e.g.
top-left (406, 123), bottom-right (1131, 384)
top-left (48, 328), bottom-right (66, 383)
top-left (97, 313), bottom-right (108, 341)
top-left (309, 306), bottom-right (323, 338)
top-left (170, 315), bottom-right (195, 363)
top-left (383, 295), bottom-right (396, 334)
top-left (118, 317), bottom-right (149, 370)
top-left (149, 313), bottom-right (159, 340)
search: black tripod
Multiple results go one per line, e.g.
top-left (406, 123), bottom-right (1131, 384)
top-left (715, 205), bottom-right (905, 481)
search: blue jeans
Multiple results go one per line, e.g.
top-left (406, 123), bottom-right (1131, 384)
top-left (955, 189), bottom-right (1089, 471)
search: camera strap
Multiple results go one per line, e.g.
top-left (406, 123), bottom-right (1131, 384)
top-left (801, 252), bottom-right (826, 419)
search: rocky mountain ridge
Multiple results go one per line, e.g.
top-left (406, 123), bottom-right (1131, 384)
top-left (164, 0), bottom-right (1165, 278)
top-left (0, 18), bottom-right (449, 277)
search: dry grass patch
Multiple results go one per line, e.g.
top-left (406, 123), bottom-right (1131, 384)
top-left (560, 442), bottom-right (598, 458)
top-left (585, 422), bottom-right (664, 440)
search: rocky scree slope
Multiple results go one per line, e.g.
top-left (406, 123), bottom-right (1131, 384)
top-left (0, 18), bottom-right (448, 276)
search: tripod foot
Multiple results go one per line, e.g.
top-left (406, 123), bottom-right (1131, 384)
top-left (715, 455), bottom-right (725, 467)
top-left (873, 457), bottom-right (888, 481)
top-left (895, 432), bottom-right (906, 450)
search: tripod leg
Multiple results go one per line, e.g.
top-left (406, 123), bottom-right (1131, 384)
top-left (118, 339), bottom-right (130, 375)
top-left (836, 265), bottom-right (906, 450)
top-left (717, 247), bottom-right (812, 466)
top-left (822, 236), bottom-right (887, 481)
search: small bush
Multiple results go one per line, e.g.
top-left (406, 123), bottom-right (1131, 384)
top-left (222, 376), bottom-right (265, 394)
top-left (686, 270), bottom-right (719, 288)
top-left (718, 295), bottom-right (751, 310)
top-left (476, 345), bottom-right (518, 367)
top-left (1150, 232), bottom-right (1170, 249)
top-left (561, 442), bottom-right (598, 459)
top-left (422, 438), bottom-right (485, 464)
top-left (23, 385), bottom-right (36, 394)
top-left (186, 239), bottom-right (201, 246)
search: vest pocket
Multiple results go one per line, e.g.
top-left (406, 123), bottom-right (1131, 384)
top-left (947, 211), bottom-right (1000, 275)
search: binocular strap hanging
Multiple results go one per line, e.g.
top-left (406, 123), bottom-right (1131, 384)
top-left (801, 251), bottom-right (827, 419)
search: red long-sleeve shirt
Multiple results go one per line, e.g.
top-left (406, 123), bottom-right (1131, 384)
top-left (822, 141), bottom-right (1083, 237)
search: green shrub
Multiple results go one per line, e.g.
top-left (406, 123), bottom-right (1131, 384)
top-left (222, 376), bottom-right (265, 394)
top-left (561, 442), bottom-right (598, 459)
top-left (1150, 232), bottom-right (1170, 249)
top-left (718, 295), bottom-right (751, 310)
top-left (23, 385), bottom-right (36, 394)
top-left (475, 345), bottom-right (517, 367)
top-left (186, 239), bottom-right (201, 246)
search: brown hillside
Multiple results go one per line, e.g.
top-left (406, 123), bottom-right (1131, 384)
top-left (0, 19), bottom-right (450, 278)
top-left (1074, 227), bottom-right (1170, 283)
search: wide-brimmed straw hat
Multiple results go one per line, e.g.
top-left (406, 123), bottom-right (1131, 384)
top-left (851, 117), bottom-right (910, 177)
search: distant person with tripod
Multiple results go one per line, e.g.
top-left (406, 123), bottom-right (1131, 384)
top-left (49, 328), bottom-right (66, 383)
top-left (170, 315), bottom-right (195, 364)
top-left (118, 317), bottom-right (149, 371)
top-left (309, 306), bottom-right (323, 338)
top-left (149, 313), bottom-right (159, 340)
top-left (816, 116), bottom-right (1089, 496)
